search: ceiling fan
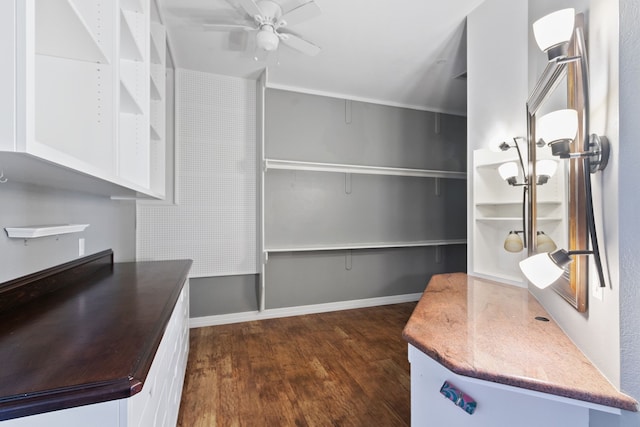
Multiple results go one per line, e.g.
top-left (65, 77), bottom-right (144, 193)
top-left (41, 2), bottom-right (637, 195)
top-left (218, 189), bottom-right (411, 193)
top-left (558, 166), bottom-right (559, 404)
top-left (204, 0), bottom-right (322, 57)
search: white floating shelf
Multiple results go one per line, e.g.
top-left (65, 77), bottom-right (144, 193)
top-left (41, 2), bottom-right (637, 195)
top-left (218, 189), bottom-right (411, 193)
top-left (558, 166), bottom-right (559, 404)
top-left (120, 10), bottom-right (145, 62)
top-left (5, 224), bottom-right (89, 239)
top-left (265, 239), bottom-right (467, 253)
top-left (475, 201), bottom-right (562, 207)
top-left (265, 159), bottom-right (467, 179)
top-left (476, 217), bottom-right (562, 223)
top-left (36, 0), bottom-right (109, 64)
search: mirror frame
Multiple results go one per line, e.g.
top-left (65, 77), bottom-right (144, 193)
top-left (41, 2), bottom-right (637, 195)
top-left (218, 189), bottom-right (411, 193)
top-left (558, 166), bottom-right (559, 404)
top-left (526, 14), bottom-right (589, 312)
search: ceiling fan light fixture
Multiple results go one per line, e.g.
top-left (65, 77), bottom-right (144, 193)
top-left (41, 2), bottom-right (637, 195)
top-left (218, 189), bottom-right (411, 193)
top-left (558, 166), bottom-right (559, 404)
top-left (256, 26), bottom-right (279, 51)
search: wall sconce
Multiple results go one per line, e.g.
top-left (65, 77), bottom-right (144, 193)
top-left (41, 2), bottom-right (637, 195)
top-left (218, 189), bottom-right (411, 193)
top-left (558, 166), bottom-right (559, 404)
top-left (520, 248), bottom-right (603, 289)
top-left (532, 8), bottom-right (575, 60)
top-left (523, 8), bottom-right (610, 293)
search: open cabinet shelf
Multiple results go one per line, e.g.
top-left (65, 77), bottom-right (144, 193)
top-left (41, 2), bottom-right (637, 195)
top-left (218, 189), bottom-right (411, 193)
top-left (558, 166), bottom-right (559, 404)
top-left (35, 0), bottom-right (109, 63)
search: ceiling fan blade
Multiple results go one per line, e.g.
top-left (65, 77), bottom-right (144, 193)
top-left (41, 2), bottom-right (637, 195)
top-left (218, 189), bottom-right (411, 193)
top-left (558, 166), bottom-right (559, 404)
top-left (279, 33), bottom-right (321, 56)
top-left (237, 0), bottom-right (262, 19)
top-left (278, 1), bottom-right (321, 27)
top-left (203, 23), bottom-right (254, 31)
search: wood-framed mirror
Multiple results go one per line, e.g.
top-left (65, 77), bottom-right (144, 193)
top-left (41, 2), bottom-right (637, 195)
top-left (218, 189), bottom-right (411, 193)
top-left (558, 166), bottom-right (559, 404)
top-left (526, 13), bottom-right (589, 312)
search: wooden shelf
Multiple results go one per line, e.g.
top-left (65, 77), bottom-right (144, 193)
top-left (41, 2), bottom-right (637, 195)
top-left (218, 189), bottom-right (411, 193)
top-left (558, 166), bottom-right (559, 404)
top-left (265, 159), bottom-right (467, 179)
top-left (35, 0), bottom-right (109, 64)
top-left (120, 10), bottom-right (144, 62)
top-left (5, 224), bottom-right (89, 239)
top-left (266, 239), bottom-right (467, 253)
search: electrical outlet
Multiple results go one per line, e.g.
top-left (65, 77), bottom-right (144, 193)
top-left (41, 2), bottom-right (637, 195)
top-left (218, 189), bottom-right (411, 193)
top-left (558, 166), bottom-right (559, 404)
top-left (78, 238), bottom-right (85, 256)
top-left (593, 282), bottom-right (603, 301)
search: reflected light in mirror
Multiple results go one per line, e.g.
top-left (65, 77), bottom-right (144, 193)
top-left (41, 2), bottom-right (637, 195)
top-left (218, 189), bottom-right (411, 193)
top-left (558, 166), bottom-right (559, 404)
top-left (537, 109), bottom-right (578, 146)
top-left (536, 231), bottom-right (557, 253)
top-left (536, 159), bottom-right (558, 184)
top-left (504, 231), bottom-right (524, 253)
top-left (519, 249), bottom-right (572, 289)
top-left (532, 8), bottom-right (575, 57)
top-left (498, 162), bottom-right (519, 182)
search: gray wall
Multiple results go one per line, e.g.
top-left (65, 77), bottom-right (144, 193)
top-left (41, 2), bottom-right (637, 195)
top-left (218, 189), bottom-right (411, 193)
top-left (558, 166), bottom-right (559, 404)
top-left (261, 89), bottom-right (467, 311)
top-left (619, 0), bottom-right (640, 424)
top-left (190, 89), bottom-right (467, 317)
top-left (0, 181), bottom-right (135, 283)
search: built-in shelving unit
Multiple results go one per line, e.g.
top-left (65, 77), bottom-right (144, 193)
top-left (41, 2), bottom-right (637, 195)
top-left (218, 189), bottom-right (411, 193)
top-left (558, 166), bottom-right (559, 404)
top-left (259, 87), bottom-right (468, 312)
top-left (472, 148), bottom-right (567, 286)
top-left (35, 0), bottom-right (109, 63)
top-left (0, 0), bottom-right (166, 199)
top-left (5, 224), bottom-right (89, 239)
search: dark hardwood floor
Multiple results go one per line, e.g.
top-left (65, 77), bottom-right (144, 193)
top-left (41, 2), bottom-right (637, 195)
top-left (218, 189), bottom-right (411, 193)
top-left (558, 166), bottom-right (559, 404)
top-left (177, 302), bottom-right (416, 427)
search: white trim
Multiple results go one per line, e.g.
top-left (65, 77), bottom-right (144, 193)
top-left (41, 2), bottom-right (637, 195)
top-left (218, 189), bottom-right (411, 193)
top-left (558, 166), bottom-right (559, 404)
top-left (264, 82), bottom-right (467, 116)
top-left (189, 292), bottom-right (423, 328)
top-left (265, 239), bottom-right (467, 253)
top-left (265, 158), bottom-right (467, 180)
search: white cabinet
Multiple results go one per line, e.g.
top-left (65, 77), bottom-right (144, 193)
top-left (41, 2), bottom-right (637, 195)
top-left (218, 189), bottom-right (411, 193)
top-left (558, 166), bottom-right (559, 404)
top-left (0, 0), bottom-right (166, 198)
top-left (408, 345), bottom-right (619, 426)
top-left (471, 148), bottom-right (566, 286)
top-left (0, 282), bottom-right (190, 427)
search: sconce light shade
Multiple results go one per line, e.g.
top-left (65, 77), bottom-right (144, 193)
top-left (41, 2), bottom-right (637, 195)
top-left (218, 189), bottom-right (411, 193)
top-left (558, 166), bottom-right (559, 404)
top-left (504, 231), bottom-right (524, 253)
top-left (536, 231), bottom-right (557, 253)
top-left (498, 162), bottom-right (519, 182)
top-left (537, 109), bottom-right (579, 155)
top-left (536, 159), bottom-right (558, 184)
top-left (532, 8), bottom-right (575, 59)
top-left (519, 249), bottom-right (571, 289)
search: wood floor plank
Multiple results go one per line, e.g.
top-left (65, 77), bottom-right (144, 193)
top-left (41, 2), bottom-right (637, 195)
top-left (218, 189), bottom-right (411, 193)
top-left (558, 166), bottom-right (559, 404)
top-left (177, 302), bottom-right (416, 427)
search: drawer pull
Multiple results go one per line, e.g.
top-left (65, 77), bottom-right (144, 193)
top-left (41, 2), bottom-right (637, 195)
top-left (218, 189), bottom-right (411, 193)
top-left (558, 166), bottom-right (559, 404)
top-left (440, 381), bottom-right (477, 415)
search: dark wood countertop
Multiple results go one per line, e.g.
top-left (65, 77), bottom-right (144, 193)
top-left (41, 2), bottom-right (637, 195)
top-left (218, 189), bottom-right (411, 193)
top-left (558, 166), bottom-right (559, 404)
top-left (403, 273), bottom-right (638, 412)
top-left (0, 250), bottom-right (192, 421)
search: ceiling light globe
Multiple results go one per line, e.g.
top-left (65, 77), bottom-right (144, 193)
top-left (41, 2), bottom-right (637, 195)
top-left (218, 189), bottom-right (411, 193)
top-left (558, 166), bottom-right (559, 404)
top-left (504, 231), bottom-right (524, 253)
top-left (256, 28), bottom-right (279, 51)
top-left (533, 8), bottom-right (575, 59)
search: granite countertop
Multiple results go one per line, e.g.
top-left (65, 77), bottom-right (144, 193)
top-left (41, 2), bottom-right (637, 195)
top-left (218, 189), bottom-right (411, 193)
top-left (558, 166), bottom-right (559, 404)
top-left (0, 251), bottom-right (192, 421)
top-left (402, 273), bottom-right (637, 412)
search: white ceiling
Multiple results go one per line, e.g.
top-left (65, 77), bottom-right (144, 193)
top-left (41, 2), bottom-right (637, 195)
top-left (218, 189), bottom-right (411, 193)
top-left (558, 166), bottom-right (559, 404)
top-left (158, 0), bottom-right (485, 115)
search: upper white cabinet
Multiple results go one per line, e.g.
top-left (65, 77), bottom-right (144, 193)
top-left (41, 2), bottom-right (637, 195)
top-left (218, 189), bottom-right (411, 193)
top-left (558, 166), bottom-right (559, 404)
top-left (0, 0), bottom-right (166, 198)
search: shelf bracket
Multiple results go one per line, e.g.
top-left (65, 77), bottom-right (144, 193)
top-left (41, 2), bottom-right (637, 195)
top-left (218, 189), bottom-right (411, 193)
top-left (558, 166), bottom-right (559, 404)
top-left (435, 113), bottom-right (441, 135)
top-left (345, 100), bottom-right (352, 124)
top-left (263, 251), bottom-right (269, 264)
top-left (345, 250), bottom-right (352, 270)
top-left (435, 178), bottom-right (441, 196)
top-left (435, 246), bottom-right (443, 264)
top-left (345, 173), bottom-right (352, 194)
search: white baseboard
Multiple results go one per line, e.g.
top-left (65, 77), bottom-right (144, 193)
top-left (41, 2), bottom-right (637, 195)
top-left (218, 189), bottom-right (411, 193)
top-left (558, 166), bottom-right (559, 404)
top-left (189, 292), bottom-right (423, 328)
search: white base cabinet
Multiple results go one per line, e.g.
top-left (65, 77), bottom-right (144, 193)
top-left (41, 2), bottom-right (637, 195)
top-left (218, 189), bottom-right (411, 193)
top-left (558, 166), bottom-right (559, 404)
top-left (0, 283), bottom-right (190, 427)
top-left (408, 344), bottom-right (619, 427)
